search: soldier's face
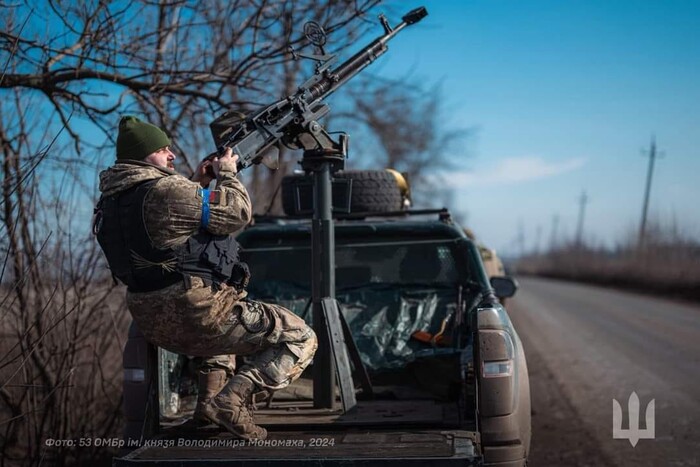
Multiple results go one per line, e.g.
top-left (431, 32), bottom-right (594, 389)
top-left (145, 146), bottom-right (176, 170)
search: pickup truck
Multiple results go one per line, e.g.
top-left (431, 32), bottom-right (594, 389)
top-left (115, 205), bottom-right (530, 466)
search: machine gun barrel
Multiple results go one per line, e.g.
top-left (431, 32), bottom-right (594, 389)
top-left (305, 6), bottom-right (427, 103)
top-left (217, 6), bottom-right (427, 172)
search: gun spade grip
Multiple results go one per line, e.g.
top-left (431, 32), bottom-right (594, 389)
top-left (402, 6), bottom-right (428, 25)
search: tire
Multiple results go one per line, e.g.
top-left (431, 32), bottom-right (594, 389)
top-left (281, 170), bottom-right (402, 215)
top-left (337, 170), bottom-right (402, 213)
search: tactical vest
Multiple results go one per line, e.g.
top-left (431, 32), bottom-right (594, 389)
top-left (93, 179), bottom-right (249, 293)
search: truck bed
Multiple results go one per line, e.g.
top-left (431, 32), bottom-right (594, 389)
top-left (115, 398), bottom-right (481, 466)
top-left (114, 429), bottom-right (480, 466)
top-left (254, 399), bottom-right (460, 428)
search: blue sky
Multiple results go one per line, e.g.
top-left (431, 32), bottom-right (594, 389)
top-left (370, 0), bottom-right (700, 255)
top-left (11, 1), bottom-right (697, 256)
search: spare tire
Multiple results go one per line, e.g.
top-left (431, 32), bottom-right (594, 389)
top-left (281, 170), bottom-right (402, 215)
top-left (337, 170), bottom-right (403, 213)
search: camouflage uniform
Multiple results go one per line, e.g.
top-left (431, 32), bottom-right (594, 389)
top-left (190, 355), bottom-right (236, 424)
top-left (98, 160), bottom-right (317, 393)
top-left (198, 355), bottom-right (236, 376)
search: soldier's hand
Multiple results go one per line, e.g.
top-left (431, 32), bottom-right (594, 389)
top-left (191, 157), bottom-right (216, 187)
top-left (212, 148), bottom-right (239, 178)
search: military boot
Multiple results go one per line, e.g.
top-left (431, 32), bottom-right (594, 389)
top-left (192, 368), bottom-right (229, 424)
top-left (202, 375), bottom-right (267, 440)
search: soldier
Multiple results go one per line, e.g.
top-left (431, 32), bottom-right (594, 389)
top-left (93, 116), bottom-right (317, 439)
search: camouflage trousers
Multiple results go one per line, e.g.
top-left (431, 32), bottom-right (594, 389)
top-left (197, 355), bottom-right (236, 376)
top-left (126, 277), bottom-right (317, 391)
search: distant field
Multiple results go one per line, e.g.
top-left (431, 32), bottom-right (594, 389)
top-left (515, 238), bottom-right (700, 302)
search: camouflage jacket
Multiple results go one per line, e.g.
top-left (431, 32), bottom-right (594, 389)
top-left (98, 159), bottom-right (252, 249)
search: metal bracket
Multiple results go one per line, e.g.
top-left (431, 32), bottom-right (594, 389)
top-left (338, 306), bottom-right (373, 397)
top-left (321, 298), bottom-right (357, 411)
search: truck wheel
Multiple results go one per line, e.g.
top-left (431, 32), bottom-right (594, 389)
top-left (281, 170), bottom-right (402, 215)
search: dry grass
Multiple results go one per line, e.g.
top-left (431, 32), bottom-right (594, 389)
top-left (516, 224), bottom-right (700, 301)
top-left (0, 243), bottom-right (129, 466)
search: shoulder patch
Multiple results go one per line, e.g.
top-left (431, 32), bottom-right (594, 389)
top-left (196, 188), bottom-right (223, 205)
top-left (208, 190), bottom-right (222, 205)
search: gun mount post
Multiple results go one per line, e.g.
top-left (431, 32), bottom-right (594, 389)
top-left (302, 146), bottom-right (356, 411)
top-left (311, 158), bottom-right (335, 409)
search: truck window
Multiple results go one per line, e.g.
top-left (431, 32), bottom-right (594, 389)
top-left (241, 237), bottom-right (477, 370)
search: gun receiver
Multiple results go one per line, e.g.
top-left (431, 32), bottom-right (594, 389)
top-left (213, 6), bottom-right (428, 172)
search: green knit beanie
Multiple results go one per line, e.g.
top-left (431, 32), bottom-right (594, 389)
top-left (116, 116), bottom-right (172, 160)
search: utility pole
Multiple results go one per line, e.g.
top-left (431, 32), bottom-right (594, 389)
top-left (576, 190), bottom-right (588, 247)
top-left (639, 136), bottom-right (664, 245)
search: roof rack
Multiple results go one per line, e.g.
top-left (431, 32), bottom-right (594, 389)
top-left (253, 208), bottom-right (452, 224)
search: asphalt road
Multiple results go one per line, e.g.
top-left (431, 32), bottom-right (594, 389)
top-left (508, 276), bottom-right (700, 467)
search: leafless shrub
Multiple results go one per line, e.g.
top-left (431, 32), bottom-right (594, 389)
top-left (0, 101), bottom-right (126, 465)
top-left (335, 77), bottom-right (473, 208)
top-left (516, 221), bottom-right (700, 300)
top-left (0, 0), bottom-right (380, 191)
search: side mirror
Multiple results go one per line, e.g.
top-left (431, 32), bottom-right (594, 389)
top-left (490, 276), bottom-right (519, 299)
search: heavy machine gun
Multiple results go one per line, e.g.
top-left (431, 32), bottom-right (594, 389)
top-left (213, 6), bottom-right (428, 413)
top-left (212, 6), bottom-right (428, 172)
